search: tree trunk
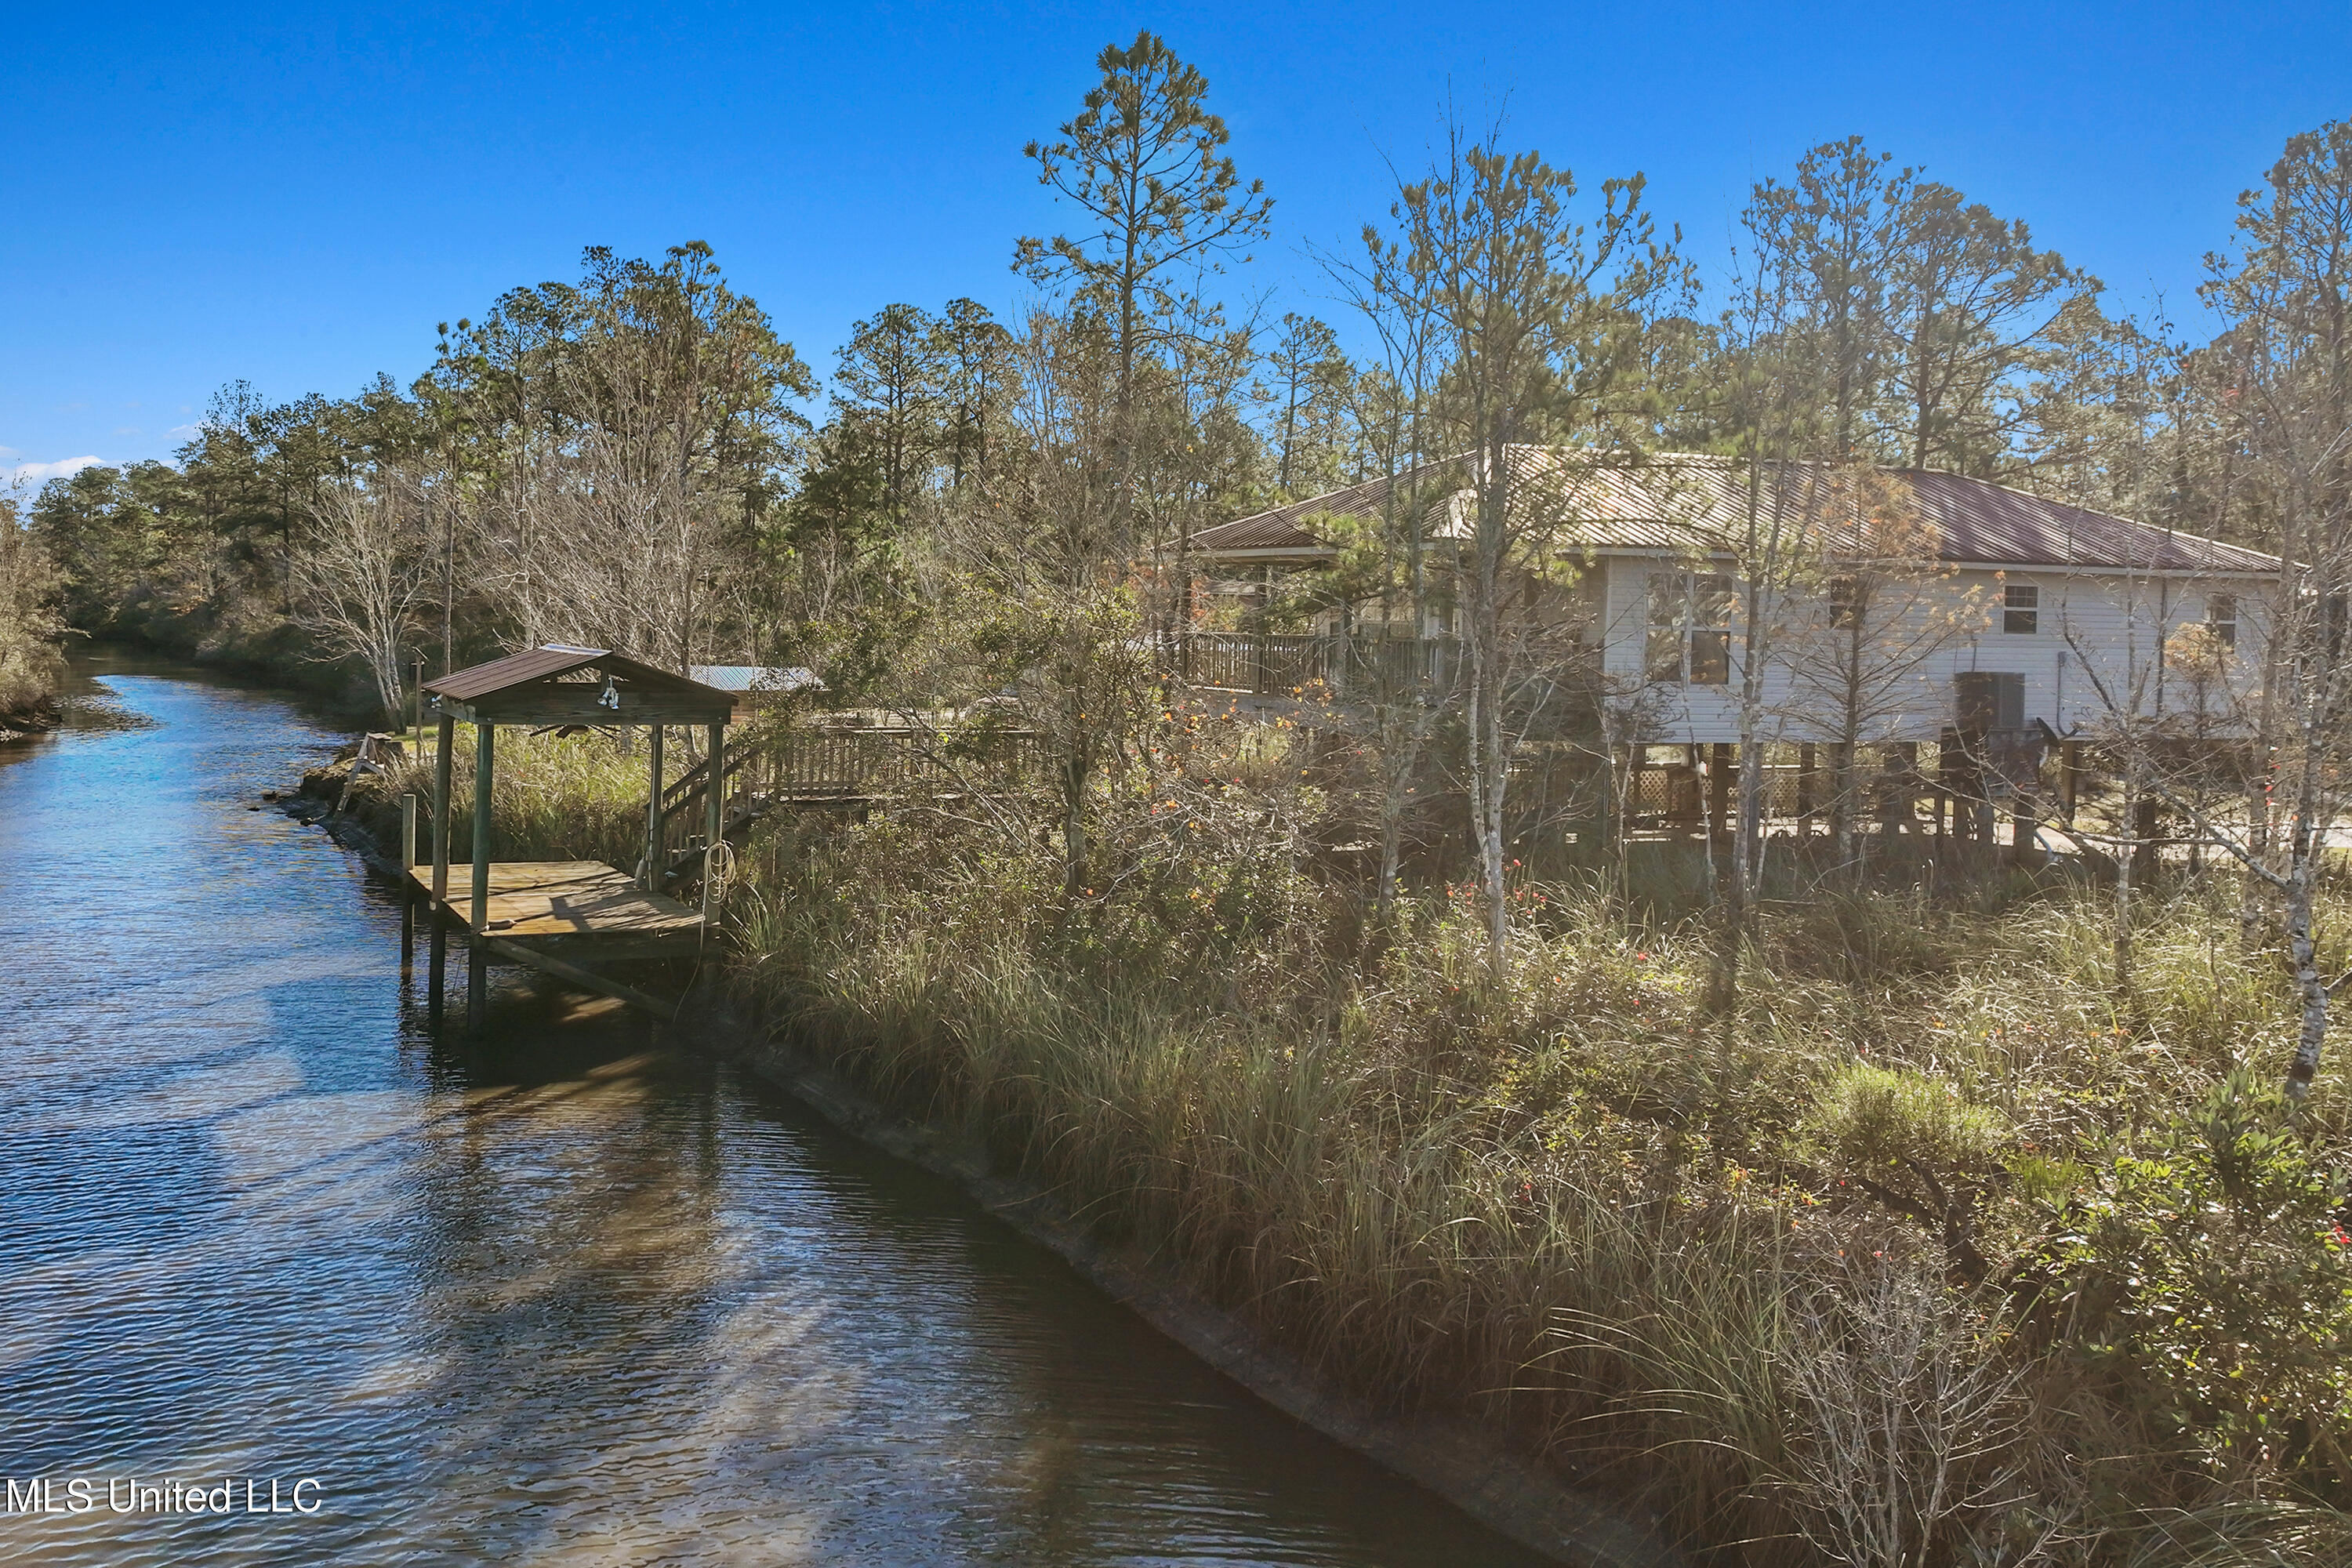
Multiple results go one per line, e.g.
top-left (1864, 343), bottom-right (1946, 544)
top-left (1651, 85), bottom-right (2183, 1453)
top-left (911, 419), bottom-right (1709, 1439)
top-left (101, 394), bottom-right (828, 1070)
top-left (2242, 746), bottom-right (2276, 949)
top-left (1467, 639), bottom-right (1509, 963)
top-left (1715, 740), bottom-right (1763, 1016)
top-left (1831, 740), bottom-right (1859, 876)
top-left (1610, 743), bottom-right (1639, 925)
top-left (2285, 862), bottom-right (2328, 1101)
top-left (1375, 720), bottom-right (1426, 923)
top-left (1061, 750), bottom-right (1089, 902)
top-left (1059, 659), bottom-right (1091, 901)
top-left (2281, 729), bottom-right (2334, 1102)
top-left (2112, 769), bottom-right (2137, 995)
top-left (1464, 447), bottom-right (1511, 969)
top-left (2132, 796), bottom-right (2161, 884)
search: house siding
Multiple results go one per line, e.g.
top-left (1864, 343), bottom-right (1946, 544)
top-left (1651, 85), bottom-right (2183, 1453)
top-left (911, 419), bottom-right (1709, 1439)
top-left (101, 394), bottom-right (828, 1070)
top-left (1592, 557), bottom-right (2272, 746)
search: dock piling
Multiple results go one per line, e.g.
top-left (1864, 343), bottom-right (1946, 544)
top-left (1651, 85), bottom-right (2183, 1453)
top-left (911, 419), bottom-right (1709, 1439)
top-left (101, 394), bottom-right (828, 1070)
top-left (429, 713), bottom-right (454, 1025)
top-left (412, 648), bottom-right (735, 1030)
top-left (400, 793), bottom-right (418, 971)
top-left (467, 719), bottom-right (494, 1032)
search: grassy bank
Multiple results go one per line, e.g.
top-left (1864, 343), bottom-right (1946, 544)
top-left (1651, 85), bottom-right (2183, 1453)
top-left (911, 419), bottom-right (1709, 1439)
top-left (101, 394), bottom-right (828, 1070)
top-left (728, 826), bottom-right (2352, 1566)
top-left (338, 718), bottom-right (2352, 1566)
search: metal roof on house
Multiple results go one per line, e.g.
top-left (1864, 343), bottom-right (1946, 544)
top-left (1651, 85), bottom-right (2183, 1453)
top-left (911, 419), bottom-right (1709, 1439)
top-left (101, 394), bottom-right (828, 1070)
top-left (1185, 466), bottom-right (1466, 555)
top-left (1185, 448), bottom-right (2280, 575)
top-left (1900, 470), bottom-right (2276, 573)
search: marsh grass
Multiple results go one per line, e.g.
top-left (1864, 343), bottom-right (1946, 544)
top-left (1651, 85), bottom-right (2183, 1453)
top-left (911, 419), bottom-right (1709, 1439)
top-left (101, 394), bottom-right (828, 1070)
top-left (368, 724), bottom-right (653, 869)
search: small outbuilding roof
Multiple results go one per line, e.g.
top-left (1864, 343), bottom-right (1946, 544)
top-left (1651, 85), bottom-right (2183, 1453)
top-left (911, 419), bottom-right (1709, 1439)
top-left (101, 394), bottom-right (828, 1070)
top-left (689, 665), bottom-right (825, 695)
top-left (426, 645), bottom-right (736, 724)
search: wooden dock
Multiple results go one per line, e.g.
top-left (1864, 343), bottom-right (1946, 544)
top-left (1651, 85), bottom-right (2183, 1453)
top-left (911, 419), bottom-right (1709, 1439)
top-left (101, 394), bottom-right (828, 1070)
top-left (406, 861), bottom-right (706, 956)
top-left (408, 861), bottom-right (706, 1022)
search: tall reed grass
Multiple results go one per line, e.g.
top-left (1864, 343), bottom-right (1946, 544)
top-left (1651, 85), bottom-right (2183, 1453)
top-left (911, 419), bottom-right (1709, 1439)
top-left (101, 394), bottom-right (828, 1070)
top-left (367, 724), bottom-right (654, 869)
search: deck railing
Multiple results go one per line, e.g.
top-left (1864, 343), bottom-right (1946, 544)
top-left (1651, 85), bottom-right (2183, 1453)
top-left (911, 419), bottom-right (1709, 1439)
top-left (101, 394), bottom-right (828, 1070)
top-left (1178, 631), bottom-right (1464, 695)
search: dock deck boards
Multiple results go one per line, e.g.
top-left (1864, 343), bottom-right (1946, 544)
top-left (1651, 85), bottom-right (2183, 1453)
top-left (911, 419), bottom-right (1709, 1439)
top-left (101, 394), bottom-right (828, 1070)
top-left (409, 860), bottom-right (705, 953)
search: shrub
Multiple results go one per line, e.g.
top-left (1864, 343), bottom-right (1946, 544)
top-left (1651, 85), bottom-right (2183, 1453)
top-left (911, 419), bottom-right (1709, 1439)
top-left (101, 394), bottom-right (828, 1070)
top-left (2038, 1070), bottom-right (2352, 1499)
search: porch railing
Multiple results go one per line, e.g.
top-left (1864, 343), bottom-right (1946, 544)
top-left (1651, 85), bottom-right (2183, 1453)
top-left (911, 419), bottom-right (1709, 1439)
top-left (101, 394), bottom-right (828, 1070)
top-left (1178, 631), bottom-right (1462, 695)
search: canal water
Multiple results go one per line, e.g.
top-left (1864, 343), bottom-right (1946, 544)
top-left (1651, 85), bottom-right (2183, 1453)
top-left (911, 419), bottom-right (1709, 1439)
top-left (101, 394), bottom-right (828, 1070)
top-left (0, 652), bottom-right (1547, 1568)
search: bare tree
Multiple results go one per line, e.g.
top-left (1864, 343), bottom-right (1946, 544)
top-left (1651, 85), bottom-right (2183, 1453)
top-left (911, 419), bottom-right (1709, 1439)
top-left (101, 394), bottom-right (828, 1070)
top-left (940, 306), bottom-right (1155, 898)
top-left (1745, 137), bottom-right (1908, 462)
top-left (293, 463), bottom-right (438, 722)
top-left (441, 244), bottom-right (811, 673)
top-left (2054, 571), bottom-right (2180, 994)
top-left (1700, 180), bottom-right (1882, 1000)
top-left (1782, 474), bottom-right (1986, 871)
top-left (2150, 121), bottom-right (2352, 1100)
top-left (1318, 208), bottom-right (1454, 920)
top-left (1785, 1265), bottom-right (2057, 1568)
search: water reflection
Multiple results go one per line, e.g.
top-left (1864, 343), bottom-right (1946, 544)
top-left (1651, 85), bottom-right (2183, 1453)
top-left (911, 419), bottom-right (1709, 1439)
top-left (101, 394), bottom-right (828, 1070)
top-left (0, 655), bottom-right (1546, 1566)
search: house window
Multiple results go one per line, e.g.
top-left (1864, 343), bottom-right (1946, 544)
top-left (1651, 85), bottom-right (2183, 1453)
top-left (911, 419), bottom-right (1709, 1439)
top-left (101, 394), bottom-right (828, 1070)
top-left (1646, 572), bottom-right (1733, 684)
top-left (1828, 575), bottom-right (1861, 631)
top-left (1645, 575), bottom-right (1680, 682)
top-left (2003, 583), bottom-right (2039, 634)
top-left (2207, 593), bottom-right (2237, 650)
top-left (1690, 575), bottom-right (1733, 683)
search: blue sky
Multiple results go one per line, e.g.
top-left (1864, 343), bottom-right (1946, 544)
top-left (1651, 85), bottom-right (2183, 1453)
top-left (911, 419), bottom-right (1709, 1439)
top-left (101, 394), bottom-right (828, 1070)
top-left (5, 1), bottom-right (2347, 483)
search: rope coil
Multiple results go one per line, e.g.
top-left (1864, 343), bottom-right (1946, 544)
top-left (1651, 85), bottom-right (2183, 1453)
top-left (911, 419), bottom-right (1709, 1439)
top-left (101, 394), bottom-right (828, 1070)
top-left (700, 838), bottom-right (738, 929)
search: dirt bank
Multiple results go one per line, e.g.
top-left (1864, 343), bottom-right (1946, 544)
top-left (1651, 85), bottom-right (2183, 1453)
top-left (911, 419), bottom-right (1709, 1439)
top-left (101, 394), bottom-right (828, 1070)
top-left (0, 695), bottom-right (63, 742)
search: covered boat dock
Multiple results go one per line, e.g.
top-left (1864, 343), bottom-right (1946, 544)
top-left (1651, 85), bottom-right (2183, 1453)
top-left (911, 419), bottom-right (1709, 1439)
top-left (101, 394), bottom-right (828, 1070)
top-left (416, 645), bottom-right (738, 1029)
